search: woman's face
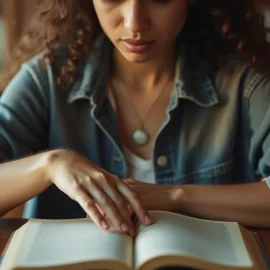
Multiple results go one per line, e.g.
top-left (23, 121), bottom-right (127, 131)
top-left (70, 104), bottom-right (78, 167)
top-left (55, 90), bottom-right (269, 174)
top-left (92, 0), bottom-right (190, 63)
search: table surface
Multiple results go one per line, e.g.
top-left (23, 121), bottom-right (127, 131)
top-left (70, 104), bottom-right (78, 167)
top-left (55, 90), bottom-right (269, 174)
top-left (2, 219), bottom-right (270, 261)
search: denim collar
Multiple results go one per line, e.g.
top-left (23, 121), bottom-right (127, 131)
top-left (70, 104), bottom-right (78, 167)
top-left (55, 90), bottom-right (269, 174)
top-left (67, 34), bottom-right (219, 108)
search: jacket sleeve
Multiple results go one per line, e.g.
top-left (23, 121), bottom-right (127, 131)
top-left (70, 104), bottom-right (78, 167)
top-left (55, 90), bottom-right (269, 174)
top-left (244, 68), bottom-right (270, 178)
top-left (0, 63), bottom-right (49, 162)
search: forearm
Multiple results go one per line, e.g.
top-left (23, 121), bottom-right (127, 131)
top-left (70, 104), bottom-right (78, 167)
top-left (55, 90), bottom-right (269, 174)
top-left (173, 182), bottom-right (270, 228)
top-left (0, 151), bottom-right (54, 217)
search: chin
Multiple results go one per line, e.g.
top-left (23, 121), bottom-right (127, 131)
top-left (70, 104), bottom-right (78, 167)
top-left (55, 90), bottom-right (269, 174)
top-left (123, 52), bottom-right (156, 64)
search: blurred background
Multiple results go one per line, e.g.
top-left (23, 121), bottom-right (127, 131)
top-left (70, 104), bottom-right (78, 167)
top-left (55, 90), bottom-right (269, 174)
top-left (0, 0), bottom-right (36, 73)
top-left (0, 1), bottom-right (5, 71)
top-left (0, 0), bottom-right (269, 218)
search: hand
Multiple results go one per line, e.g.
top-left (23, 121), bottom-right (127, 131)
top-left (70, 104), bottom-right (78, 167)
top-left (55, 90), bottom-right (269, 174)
top-left (87, 204), bottom-right (135, 227)
top-left (47, 149), bottom-right (153, 236)
top-left (124, 178), bottom-right (183, 211)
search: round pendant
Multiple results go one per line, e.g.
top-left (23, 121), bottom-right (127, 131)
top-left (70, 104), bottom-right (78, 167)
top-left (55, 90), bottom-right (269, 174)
top-left (132, 129), bottom-right (149, 146)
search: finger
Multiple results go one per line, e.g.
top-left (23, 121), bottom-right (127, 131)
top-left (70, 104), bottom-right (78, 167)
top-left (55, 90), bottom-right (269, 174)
top-left (96, 204), bottom-right (107, 218)
top-left (71, 184), bottom-right (110, 231)
top-left (99, 175), bottom-right (135, 230)
top-left (103, 185), bottom-right (135, 236)
top-left (116, 181), bottom-right (153, 226)
top-left (93, 187), bottom-right (131, 235)
top-left (87, 205), bottom-right (107, 219)
top-left (83, 177), bottom-right (132, 235)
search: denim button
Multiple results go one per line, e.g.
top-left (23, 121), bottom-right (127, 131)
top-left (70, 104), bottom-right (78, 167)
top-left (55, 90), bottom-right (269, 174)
top-left (157, 156), bottom-right (168, 167)
top-left (113, 155), bottom-right (122, 162)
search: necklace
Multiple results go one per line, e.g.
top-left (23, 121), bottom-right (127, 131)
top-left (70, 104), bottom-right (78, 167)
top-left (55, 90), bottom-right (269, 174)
top-left (110, 75), bottom-right (170, 146)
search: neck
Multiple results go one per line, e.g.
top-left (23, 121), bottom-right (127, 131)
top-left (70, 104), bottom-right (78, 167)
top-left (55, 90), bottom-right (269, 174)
top-left (112, 42), bottom-right (177, 94)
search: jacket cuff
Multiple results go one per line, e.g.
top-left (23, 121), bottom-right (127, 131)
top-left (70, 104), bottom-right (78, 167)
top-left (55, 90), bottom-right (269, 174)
top-left (262, 176), bottom-right (270, 188)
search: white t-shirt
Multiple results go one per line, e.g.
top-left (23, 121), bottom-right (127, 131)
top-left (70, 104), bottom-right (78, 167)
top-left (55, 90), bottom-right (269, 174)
top-left (124, 147), bottom-right (155, 184)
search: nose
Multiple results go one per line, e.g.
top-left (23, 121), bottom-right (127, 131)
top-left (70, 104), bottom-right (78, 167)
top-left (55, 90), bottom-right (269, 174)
top-left (123, 2), bottom-right (150, 33)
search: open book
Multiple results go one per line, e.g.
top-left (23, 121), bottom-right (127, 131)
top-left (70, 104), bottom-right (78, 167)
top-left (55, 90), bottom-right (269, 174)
top-left (0, 210), bottom-right (267, 270)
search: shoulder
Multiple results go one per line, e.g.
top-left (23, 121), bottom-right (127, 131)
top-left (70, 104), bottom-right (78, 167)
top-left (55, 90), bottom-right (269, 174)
top-left (243, 68), bottom-right (270, 126)
top-left (19, 45), bottom-right (70, 91)
top-left (23, 43), bottom-right (102, 83)
top-left (19, 43), bottom-right (104, 99)
top-left (241, 67), bottom-right (270, 101)
top-left (23, 34), bottom-right (111, 79)
top-left (210, 61), bottom-right (270, 132)
top-left (214, 60), bottom-right (270, 100)
top-left (23, 44), bottom-right (83, 80)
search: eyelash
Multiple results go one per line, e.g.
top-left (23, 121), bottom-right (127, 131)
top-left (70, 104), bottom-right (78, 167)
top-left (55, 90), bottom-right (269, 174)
top-left (101, 0), bottom-right (119, 3)
top-left (100, 0), bottom-right (170, 4)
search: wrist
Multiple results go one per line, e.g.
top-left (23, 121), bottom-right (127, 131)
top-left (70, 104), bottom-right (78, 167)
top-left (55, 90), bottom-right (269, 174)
top-left (168, 185), bottom-right (189, 212)
top-left (42, 149), bottom-right (65, 187)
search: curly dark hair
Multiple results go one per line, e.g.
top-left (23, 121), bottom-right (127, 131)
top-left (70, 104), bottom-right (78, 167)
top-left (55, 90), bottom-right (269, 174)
top-left (0, 0), bottom-right (269, 91)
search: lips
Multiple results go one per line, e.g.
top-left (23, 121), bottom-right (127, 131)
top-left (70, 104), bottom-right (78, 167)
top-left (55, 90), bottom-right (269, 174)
top-left (123, 39), bottom-right (153, 45)
top-left (122, 39), bottom-right (154, 53)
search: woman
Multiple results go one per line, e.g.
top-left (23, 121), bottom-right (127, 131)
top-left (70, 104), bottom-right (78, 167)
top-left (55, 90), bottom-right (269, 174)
top-left (0, 0), bottom-right (270, 237)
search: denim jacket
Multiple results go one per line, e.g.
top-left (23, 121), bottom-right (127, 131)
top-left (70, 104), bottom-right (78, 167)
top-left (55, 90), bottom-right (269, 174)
top-left (1, 35), bottom-right (270, 218)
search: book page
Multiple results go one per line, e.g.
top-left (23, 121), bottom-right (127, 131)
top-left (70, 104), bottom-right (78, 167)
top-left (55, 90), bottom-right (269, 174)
top-left (0, 225), bottom-right (28, 270)
top-left (14, 219), bottom-right (132, 268)
top-left (134, 211), bottom-right (253, 269)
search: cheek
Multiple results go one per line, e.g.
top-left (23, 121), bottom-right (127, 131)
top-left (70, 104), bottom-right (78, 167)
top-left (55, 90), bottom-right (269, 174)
top-left (92, 2), bottom-right (119, 36)
top-left (95, 11), bottom-right (120, 38)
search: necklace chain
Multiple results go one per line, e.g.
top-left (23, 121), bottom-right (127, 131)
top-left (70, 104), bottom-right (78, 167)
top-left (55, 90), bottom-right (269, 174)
top-left (109, 75), bottom-right (170, 146)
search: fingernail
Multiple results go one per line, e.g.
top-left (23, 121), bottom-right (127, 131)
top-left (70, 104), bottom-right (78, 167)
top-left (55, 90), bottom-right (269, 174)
top-left (145, 216), bottom-right (153, 225)
top-left (101, 220), bottom-right (110, 229)
top-left (121, 223), bottom-right (129, 232)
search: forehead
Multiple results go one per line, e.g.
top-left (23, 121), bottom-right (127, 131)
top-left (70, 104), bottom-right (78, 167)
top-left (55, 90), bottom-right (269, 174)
top-left (92, 0), bottom-right (188, 9)
top-left (92, 0), bottom-right (189, 16)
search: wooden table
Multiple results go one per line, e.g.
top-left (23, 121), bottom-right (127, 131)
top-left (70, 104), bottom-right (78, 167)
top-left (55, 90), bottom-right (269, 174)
top-left (1, 219), bottom-right (270, 263)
